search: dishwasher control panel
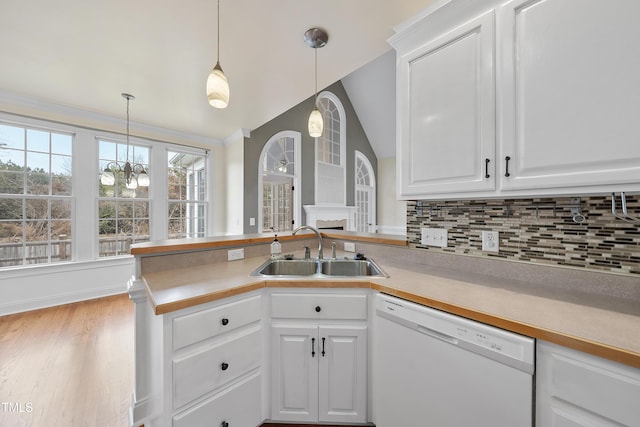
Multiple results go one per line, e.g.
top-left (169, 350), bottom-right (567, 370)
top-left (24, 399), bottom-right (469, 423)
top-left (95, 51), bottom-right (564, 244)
top-left (376, 294), bottom-right (535, 373)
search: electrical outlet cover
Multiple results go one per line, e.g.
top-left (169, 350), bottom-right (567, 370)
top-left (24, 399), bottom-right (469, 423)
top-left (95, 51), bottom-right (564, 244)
top-left (482, 231), bottom-right (499, 252)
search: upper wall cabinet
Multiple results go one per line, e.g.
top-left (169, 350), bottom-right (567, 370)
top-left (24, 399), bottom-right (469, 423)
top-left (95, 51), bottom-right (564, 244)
top-left (391, 0), bottom-right (640, 200)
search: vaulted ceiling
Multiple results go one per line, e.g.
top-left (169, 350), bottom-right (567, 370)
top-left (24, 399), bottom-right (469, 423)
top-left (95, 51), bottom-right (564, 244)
top-left (0, 0), bottom-right (434, 153)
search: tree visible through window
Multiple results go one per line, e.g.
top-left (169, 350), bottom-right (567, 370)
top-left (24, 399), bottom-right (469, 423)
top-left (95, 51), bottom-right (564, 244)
top-left (0, 123), bottom-right (73, 266)
top-left (98, 139), bottom-right (150, 257)
top-left (168, 151), bottom-right (207, 238)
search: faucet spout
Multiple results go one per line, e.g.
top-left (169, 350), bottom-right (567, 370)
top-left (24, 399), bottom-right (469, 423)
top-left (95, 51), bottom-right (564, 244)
top-left (292, 225), bottom-right (323, 260)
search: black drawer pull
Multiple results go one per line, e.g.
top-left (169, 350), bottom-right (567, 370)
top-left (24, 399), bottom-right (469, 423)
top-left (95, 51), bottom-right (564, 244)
top-left (321, 337), bottom-right (326, 357)
top-left (315, 305), bottom-right (321, 313)
top-left (220, 362), bottom-right (229, 371)
top-left (221, 318), bottom-right (229, 326)
top-left (505, 156), bottom-right (511, 177)
top-left (312, 337), bottom-right (316, 357)
top-left (485, 158), bottom-right (490, 179)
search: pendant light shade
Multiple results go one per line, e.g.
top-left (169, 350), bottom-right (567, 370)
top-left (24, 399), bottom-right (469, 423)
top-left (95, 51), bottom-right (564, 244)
top-left (308, 107), bottom-right (323, 138)
top-left (207, 0), bottom-right (229, 109)
top-left (207, 61), bottom-right (229, 108)
top-left (304, 28), bottom-right (328, 138)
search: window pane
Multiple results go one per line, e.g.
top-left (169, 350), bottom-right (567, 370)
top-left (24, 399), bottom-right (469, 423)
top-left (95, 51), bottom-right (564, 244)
top-left (27, 129), bottom-right (50, 153)
top-left (0, 124), bottom-right (25, 150)
top-left (0, 171), bottom-right (24, 194)
top-left (51, 133), bottom-right (72, 155)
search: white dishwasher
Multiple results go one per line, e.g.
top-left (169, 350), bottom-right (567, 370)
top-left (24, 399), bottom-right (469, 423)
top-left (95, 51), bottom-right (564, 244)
top-left (374, 293), bottom-right (535, 427)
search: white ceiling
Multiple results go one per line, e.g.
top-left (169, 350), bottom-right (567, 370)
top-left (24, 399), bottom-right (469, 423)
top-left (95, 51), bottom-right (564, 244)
top-left (0, 0), bottom-right (435, 151)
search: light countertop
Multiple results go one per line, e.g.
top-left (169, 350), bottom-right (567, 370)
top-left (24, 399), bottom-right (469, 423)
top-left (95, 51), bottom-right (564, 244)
top-left (139, 252), bottom-right (640, 369)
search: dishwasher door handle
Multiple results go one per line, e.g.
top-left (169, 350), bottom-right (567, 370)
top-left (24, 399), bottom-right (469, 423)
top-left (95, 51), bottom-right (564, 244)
top-left (417, 325), bottom-right (459, 345)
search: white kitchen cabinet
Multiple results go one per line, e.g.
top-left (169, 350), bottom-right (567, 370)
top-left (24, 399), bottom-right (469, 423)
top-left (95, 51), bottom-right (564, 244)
top-left (128, 288), bottom-right (263, 427)
top-left (270, 291), bottom-right (368, 424)
top-left (536, 340), bottom-right (640, 427)
top-left (391, 0), bottom-right (640, 200)
top-left (498, 0), bottom-right (640, 192)
top-left (394, 7), bottom-right (496, 198)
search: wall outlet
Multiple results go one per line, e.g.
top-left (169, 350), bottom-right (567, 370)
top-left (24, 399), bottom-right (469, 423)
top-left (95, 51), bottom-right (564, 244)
top-left (482, 231), bottom-right (499, 252)
top-left (249, 217), bottom-right (255, 226)
top-left (344, 242), bottom-right (356, 252)
top-left (421, 227), bottom-right (448, 248)
top-left (227, 248), bottom-right (245, 261)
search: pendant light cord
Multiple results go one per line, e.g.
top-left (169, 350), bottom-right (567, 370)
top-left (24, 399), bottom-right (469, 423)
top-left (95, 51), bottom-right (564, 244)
top-left (314, 45), bottom-right (318, 106)
top-left (126, 96), bottom-right (130, 162)
top-left (217, 0), bottom-right (221, 64)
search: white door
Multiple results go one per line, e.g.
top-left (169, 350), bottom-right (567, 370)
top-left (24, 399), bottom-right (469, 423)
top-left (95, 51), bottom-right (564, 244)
top-left (271, 325), bottom-right (318, 422)
top-left (318, 325), bottom-right (367, 423)
top-left (498, 0), bottom-right (640, 191)
top-left (397, 9), bottom-right (496, 198)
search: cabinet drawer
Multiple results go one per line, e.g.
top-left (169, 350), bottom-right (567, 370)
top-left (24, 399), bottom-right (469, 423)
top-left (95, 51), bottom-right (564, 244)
top-left (173, 373), bottom-right (261, 427)
top-left (173, 295), bottom-right (261, 350)
top-left (173, 326), bottom-right (261, 409)
top-left (271, 293), bottom-right (367, 320)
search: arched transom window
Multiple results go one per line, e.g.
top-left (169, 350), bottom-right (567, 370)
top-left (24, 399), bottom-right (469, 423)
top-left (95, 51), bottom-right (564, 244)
top-left (315, 91), bottom-right (346, 205)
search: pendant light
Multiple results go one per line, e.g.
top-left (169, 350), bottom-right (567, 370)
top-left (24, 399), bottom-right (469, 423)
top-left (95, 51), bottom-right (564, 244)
top-left (206, 0), bottom-right (230, 108)
top-left (100, 93), bottom-right (149, 189)
top-left (304, 28), bottom-right (328, 138)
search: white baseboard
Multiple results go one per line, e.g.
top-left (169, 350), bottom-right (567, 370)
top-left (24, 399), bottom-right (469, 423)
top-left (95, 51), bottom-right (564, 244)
top-left (0, 283), bottom-right (126, 316)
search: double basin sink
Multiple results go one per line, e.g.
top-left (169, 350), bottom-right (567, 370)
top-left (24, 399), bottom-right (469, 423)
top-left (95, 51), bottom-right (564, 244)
top-left (250, 257), bottom-right (388, 278)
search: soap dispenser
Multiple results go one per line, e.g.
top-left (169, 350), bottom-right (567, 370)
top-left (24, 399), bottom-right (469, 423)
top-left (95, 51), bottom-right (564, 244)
top-left (270, 235), bottom-right (282, 259)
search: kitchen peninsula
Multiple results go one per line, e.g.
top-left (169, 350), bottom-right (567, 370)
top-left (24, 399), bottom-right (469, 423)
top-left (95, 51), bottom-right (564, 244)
top-left (127, 231), bottom-right (640, 426)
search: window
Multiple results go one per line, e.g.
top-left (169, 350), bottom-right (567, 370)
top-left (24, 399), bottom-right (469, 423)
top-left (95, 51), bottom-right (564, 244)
top-left (97, 139), bottom-right (150, 257)
top-left (259, 131), bottom-right (301, 232)
top-left (355, 151), bottom-right (376, 233)
top-left (315, 92), bottom-right (346, 205)
top-left (168, 151), bottom-right (207, 238)
top-left (0, 123), bottom-right (73, 266)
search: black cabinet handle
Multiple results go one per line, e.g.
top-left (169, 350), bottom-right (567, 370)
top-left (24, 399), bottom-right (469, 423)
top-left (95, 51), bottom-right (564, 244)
top-left (315, 306), bottom-right (321, 313)
top-left (221, 421), bottom-right (229, 427)
top-left (221, 318), bottom-right (229, 326)
top-left (220, 362), bottom-right (229, 371)
top-left (321, 337), bottom-right (326, 357)
top-left (485, 158), bottom-right (490, 179)
top-left (311, 337), bottom-right (316, 357)
top-left (505, 156), bottom-right (511, 177)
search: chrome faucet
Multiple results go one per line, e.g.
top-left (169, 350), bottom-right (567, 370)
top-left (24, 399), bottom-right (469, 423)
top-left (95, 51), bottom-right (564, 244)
top-left (292, 225), bottom-right (323, 260)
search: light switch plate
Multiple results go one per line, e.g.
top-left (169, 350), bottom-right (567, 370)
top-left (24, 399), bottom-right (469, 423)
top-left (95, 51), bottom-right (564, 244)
top-left (344, 242), bottom-right (356, 252)
top-left (482, 231), bottom-right (499, 252)
top-left (228, 248), bottom-right (245, 261)
top-left (421, 227), bottom-right (448, 248)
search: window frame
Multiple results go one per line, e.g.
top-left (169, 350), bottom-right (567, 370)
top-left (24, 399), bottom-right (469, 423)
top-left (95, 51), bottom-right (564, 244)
top-left (0, 119), bottom-right (75, 267)
top-left (314, 91), bottom-right (347, 206)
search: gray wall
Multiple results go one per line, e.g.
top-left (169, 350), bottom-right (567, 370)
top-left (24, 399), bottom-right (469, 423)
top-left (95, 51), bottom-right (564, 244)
top-left (244, 81), bottom-right (377, 233)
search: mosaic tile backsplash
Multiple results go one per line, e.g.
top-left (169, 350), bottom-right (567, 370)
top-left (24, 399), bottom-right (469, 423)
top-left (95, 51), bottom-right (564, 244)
top-left (407, 195), bottom-right (640, 275)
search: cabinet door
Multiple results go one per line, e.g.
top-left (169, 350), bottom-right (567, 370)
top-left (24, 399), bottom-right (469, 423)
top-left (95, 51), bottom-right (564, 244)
top-left (536, 341), bottom-right (640, 427)
top-left (397, 10), bottom-right (495, 198)
top-left (498, 0), bottom-right (640, 192)
top-left (271, 325), bottom-right (318, 422)
top-left (318, 325), bottom-right (367, 423)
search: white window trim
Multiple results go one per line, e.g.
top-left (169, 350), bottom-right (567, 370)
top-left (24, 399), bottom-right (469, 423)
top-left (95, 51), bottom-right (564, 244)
top-left (314, 91), bottom-right (347, 206)
top-left (257, 130), bottom-right (301, 232)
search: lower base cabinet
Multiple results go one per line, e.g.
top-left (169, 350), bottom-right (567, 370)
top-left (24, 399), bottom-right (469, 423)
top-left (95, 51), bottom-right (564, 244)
top-left (536, 340), bottom-right (640, 427)
top-left (269, 291), bottom-right (369, 424)
top-left (173, 373), bottom-right (261, 427)
top-left (270, 325), bottom-right (367, 423)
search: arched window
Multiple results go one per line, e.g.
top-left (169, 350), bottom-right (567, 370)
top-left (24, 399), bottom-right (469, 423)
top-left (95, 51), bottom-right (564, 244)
top-left (258, 131), bottom-right (301, 232)
top-left (355, 151), bottom-right (376, 233)
top-left (315, 91), bottom-right (346, 205)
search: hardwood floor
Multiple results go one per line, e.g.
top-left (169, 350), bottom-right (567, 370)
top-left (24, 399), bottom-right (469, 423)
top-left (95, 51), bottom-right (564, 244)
top-left (0, 294), bottom-right (133, 427)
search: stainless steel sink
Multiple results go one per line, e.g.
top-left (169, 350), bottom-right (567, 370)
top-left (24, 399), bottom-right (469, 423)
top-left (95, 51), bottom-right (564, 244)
top-left (250, 257), bottom-right (387, 278)
top-left (320, 259), bottom-right (386, 277)
top-left (254, 259), bottom-right (319, 276)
